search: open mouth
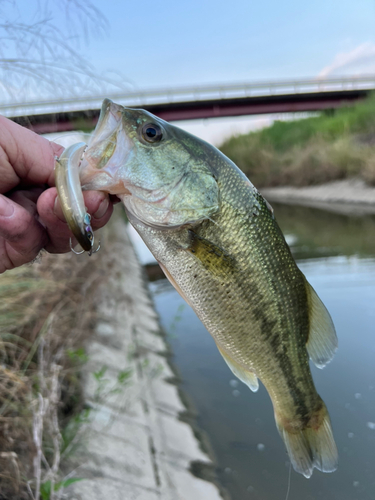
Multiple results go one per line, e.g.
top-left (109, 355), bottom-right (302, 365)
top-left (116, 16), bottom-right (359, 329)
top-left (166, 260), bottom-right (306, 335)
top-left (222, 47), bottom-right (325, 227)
top-left (79, 102), bottom-right (133, 193)
top-left (90, 99), bottom-right (123, 148)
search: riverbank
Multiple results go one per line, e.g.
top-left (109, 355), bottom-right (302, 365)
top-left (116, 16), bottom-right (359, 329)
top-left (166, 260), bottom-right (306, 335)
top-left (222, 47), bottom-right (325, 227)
top-left (261, 177), bottom-right (375, 215)
top-left (219, 94), bottom-right (375, 189)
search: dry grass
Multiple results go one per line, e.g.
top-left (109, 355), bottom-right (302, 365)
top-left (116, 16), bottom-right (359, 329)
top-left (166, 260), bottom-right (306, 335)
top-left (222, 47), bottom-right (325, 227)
top-left (219, 94), bottom-right (375, 188)
top-left (221, 133), bottom-right (375, 188)
top-left (0, 245), bottom-right (110, 499)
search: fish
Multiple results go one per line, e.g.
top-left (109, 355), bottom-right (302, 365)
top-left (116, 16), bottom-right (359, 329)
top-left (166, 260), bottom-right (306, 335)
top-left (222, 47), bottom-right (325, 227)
top-left (78, 98), bottom-right (338, 478)
top-left (55, 142), bottom-right (97, 255)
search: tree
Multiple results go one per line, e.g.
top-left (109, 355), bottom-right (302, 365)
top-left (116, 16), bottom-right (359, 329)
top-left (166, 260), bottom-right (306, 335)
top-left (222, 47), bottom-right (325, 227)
top-left (0, 0), bottom-right (128, 103)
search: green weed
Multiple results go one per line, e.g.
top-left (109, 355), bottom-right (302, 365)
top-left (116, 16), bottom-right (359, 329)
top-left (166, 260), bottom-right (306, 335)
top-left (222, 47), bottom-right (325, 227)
top-left (40, 478), bottom-right (84, 500)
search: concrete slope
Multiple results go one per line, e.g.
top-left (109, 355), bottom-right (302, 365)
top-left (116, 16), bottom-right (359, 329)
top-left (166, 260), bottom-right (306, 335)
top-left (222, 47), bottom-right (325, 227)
top-left (67, 212), bottom-right (223, 500)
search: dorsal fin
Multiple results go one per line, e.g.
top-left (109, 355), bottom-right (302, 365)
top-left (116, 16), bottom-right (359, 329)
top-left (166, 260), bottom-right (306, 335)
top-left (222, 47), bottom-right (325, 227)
top-left (217, 345), bottom-right (259, 392)
top-left (305, 280), bottom-right (338, 369)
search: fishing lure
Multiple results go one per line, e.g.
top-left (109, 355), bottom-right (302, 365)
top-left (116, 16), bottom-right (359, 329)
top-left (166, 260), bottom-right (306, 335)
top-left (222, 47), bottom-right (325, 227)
top-left (55, 142), bottom-right (100, 256)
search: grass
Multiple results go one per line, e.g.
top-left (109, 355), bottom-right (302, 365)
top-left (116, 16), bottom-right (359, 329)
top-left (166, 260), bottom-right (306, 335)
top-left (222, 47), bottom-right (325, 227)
top-left (219, 93), bottom-right (375, 187)
top-left (0, 247), bottom-right (110, 499)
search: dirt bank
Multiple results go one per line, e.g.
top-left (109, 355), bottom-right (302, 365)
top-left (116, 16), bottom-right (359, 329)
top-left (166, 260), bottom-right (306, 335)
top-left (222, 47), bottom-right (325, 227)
top-left (261, 178), bottom-right (375, 216)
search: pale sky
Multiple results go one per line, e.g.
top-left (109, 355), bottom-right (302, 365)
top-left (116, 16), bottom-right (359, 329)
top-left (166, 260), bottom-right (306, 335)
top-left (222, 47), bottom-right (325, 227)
top-left (76, 0), bottom-right (375, 86)
top-left (2, 0), bottom-right (375, 143)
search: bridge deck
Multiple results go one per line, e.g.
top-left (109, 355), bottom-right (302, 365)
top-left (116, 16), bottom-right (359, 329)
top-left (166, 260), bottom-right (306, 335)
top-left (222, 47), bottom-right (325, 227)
top-left (2, 76), bottom-right (374, 133)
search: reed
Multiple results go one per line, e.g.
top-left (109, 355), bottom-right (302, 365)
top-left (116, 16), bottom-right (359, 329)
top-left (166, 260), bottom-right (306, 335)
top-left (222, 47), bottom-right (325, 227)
top-left (0, 248), bottom-right (108, 499)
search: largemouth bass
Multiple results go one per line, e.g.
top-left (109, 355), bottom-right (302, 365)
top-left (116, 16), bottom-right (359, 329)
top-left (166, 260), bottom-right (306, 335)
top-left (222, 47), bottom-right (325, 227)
top-left (78, 99), bottom-right (338, 478)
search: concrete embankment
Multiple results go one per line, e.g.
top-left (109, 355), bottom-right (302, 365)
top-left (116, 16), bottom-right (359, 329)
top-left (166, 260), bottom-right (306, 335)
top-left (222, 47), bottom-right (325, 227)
top-left (67, 212), bottom-right (223, 500)
top-left (261, 178), bottom-right (375, 215)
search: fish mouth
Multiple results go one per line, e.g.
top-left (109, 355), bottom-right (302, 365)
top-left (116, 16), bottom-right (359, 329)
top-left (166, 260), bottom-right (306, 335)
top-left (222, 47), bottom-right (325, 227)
top-left (89, 99), bottom-right (123, 149)
top-left (79, 99), bottom-right (133, 192)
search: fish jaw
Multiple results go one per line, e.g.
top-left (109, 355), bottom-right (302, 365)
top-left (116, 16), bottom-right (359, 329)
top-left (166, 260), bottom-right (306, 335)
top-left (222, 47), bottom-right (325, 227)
top-left (79, 99), bottom-right (134, 194)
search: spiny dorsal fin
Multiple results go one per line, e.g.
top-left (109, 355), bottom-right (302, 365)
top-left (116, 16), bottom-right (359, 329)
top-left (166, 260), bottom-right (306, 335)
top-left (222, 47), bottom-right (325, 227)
top-left (305, 280), bottom-right (337, 369)
top-left (217, 345), bottom-right (259, 392)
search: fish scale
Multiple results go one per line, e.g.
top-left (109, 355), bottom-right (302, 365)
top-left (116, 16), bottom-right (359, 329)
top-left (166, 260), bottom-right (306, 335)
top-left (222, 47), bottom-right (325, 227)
top-left (135, 189), bottom-right (320, 428)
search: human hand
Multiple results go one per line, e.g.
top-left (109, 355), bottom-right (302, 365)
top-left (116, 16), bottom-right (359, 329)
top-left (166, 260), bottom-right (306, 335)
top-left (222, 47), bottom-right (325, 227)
top-left (0, 116), bottom-right (113, 273)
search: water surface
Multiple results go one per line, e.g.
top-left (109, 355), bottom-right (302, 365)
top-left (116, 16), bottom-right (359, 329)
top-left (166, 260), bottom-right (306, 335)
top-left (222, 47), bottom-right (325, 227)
top-left (148, 204), bottom-right (375, 500)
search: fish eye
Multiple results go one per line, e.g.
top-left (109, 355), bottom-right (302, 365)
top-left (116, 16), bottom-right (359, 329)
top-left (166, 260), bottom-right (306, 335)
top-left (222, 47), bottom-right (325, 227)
top-left (142, 123), bottom-right (163, 143)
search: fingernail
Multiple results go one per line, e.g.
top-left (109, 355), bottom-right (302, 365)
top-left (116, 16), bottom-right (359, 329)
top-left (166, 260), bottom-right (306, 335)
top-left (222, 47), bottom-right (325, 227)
top-left (53, 196), bottom-right (66, 222)
top-left (94, 197), bottom-right (109, 219)
top-left (0, 196), bottom-right (14, 217)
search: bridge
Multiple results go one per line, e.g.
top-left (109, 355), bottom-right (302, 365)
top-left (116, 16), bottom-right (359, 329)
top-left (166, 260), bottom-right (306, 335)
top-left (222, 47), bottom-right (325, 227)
top-left (2, 76), bottom-right (375, 134)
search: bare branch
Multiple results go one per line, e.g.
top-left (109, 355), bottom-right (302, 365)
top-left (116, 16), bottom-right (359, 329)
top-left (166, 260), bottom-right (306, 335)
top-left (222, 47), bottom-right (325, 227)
top-left (0, 0), bottom-right (130, 102)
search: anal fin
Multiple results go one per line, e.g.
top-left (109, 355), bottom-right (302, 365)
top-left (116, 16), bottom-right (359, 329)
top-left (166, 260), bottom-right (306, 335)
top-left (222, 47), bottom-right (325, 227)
top-left (217, 345), bottom-right (259, 393)
top-left (305, 280), bottom-right (338, 369)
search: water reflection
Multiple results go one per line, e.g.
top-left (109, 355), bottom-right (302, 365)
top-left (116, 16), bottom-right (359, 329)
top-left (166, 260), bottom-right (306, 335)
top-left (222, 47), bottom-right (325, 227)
top-left (274, 203), bottom-right (375, 260)
top-left (149, 204), bottom-right (375, 500)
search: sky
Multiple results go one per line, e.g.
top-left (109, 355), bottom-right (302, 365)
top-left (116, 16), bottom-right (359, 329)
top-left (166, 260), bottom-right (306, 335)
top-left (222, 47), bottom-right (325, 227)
top-left (2, 0), bottom-right (375, 143)
top-left (76, 0), bottom-right (375, 86)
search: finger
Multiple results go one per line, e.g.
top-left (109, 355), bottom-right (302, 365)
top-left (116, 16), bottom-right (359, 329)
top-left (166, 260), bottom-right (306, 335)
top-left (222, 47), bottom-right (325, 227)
top-left (53, 191), bottom-right (113, 230)
top-left (0, 194), bottom-right (48, 273)
top-left (36, 188), bottom-right (76, 253)
top-left (83, 191), bottom-right (114, 229)
top-left (0, 116), bottom-right (64, 193)
top-left (8, 187), bottom-right (45, 215)
top-left (37, 188), bottom-right (113, 253)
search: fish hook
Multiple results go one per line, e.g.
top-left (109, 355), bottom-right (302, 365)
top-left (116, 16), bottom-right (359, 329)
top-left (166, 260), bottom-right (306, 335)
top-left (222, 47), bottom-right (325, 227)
top-left (93, 240), bottom-right (101, 254)
top-left (70, 238), bottom-right (85, 255)
top-left (88, 240), bottom-right (101, 257)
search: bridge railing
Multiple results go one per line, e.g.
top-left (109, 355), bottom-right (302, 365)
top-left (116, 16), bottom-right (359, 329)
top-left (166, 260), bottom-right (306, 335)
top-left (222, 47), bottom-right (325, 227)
top-left (1, 75), bottom-right (375, 119)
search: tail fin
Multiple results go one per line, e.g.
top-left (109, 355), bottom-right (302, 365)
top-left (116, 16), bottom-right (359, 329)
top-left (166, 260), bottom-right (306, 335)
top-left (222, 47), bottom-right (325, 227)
top-left (275, 403), bottom-right (338, 478)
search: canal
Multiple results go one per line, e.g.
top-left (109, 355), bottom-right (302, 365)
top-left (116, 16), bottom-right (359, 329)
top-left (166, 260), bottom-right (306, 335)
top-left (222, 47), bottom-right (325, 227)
top-left (143, 203), bottom-right (375, 500)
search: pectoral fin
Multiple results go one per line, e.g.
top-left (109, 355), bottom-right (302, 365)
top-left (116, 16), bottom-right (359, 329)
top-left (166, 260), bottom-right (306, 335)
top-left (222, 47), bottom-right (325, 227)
top-left (217, 345), bottom-right (259, 392)
top-left (187, 230), bottom-right (236, 279)
top-left (305, 280), bottom-right (338, 369)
